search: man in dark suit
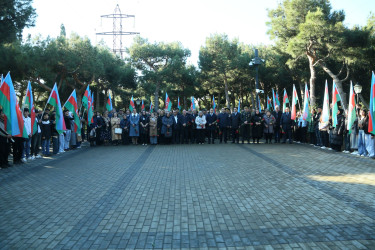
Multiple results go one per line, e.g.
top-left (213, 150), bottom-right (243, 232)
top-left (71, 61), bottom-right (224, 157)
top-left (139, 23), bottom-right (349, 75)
top-left (206, 108), bottom-right (217, 144)
top-left (231, 108), bottom-right (241, 144)
top-left (218, 108), bottom-right (229, 143)
top-left (280, 107), bottom-right (294, 144)
top-left (172, 109), bottom-right (181, 144)
top-left (180, 109), bottom-right (190, 144)
top-left (240, 106), bottom-right (251, 144)
top-left (272, 105), bottom-right (283, 143)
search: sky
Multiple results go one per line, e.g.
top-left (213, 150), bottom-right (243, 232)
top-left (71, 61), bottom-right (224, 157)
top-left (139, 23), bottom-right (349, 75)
top-left (24, 0), bottom-right (375, 65)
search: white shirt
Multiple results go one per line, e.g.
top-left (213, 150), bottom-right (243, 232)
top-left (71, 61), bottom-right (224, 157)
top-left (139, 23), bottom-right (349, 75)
top-left (23, 116), bottom-right (31, 135)
top-left (174, 116), bottom-right (178, 123)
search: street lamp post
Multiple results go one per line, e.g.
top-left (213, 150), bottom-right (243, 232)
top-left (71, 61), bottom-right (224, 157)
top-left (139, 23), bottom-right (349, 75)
top-left (249, 49), bottom-right (264, 110)
top-left (354, 83), bottom-right (362, 105)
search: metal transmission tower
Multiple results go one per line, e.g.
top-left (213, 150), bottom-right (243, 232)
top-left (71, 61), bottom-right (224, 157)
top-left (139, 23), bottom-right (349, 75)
top-left (96, 4), bottom-right (139, 59)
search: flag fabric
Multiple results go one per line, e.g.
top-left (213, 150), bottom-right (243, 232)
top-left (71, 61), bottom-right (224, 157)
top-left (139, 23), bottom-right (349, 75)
top-left (63, 90), bottom-right (81, 135)
top-left (369, 71), bottom-right (375, 135)
top-left (46, 83), bottom-right (66, 134)
top-left (87, 92), bottom-right (94, 126)
top-left (165, 92), bottom-right (172, 111)
top-left (282, 89), bottom-right (289, 112)
top-left (82, 85), bottom-right (90, 110)
top-left (0, 73), bottom-right (27, 137)
top-left (238, 99), bottom-right (241, 113)
top-left (321, 80), bottom-right (330, 123)
top-left (191, 96), bottom-right (195, 110)
top-left (177, 97), bottom-right (181, 111)
top-left (129, 96), bottom-right (135, 111)
top-left (213, 96), bottom-right (216, 113)
top-left (267, 96), bottom-right (272, 111)
top-left (291, 84), bottom-right (298, 120)
top-left (272, 89), bottom-right (277, 109)
top-left (331, 81), bottom-right (342, 128)
top-left (276, 91), bottom-right (281, 106)
top-left (302, 84), bottom-right (311, 122)
top-left (347, 81), bottom-right (357, 134)
top-left (24, 81), bottom-right (37, 135)
top-left (141, 99), bottom-right (145, 111)
top-left (257, 95), bottom-right (262, 112)
top-left (150, 100), bottom-right (153, 113)
top-left (106, 93), bottom-right (113, 111)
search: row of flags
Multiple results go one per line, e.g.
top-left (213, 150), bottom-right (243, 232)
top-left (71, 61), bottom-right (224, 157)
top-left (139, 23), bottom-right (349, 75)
top-left (1, 72), bottom-right (374, 137)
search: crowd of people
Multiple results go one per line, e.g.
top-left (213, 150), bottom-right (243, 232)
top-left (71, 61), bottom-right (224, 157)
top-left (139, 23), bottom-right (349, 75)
top-left (1, 103), bottom-right (374, 169)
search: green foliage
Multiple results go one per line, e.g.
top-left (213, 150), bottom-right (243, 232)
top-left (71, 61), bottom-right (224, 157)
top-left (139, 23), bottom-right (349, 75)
top-left (0, 0), bottom-right (36, 43)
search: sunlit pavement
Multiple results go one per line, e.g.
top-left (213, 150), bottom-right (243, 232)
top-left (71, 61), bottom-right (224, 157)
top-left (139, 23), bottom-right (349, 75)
top-left (1, 142), bottom-right (375, 249)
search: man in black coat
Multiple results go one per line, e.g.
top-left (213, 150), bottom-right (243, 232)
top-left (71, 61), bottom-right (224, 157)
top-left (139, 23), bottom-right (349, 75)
top-left (280, 107), bottom-right (294, 144)
top-left (231, 108), bottom-right (241, 144)
top-left (218, 108), bottom-right (229, 143)
top-left (179, 109), bottom-right (190, 144)
top-left (172, 109), bottom-right (181, 144)
top-left (240, 106), bottom-right (251, 144)
top-left (272, 105), bottom-right (283, 143)
top-left (206, 108), bottom-right (217, 144)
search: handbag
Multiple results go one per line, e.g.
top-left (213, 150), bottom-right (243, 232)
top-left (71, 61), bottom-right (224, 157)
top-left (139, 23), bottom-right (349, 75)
top-left (115, 128), bottom-right (122, 134)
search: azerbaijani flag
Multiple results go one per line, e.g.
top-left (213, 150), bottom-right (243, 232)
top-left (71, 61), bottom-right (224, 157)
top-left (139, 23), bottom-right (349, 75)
top-left (291, 84), bottom-right (298, 120)
top-left (165, 92), bottom-right (172, 111)
top-left (258, 95), bottom-right (262, 112)
top-left (272, 89), bottom-right (277, 109)
top-left (369, 71), bottom-right (375, 135)
top-left (276, 91), bottom-right (280, 106)
top-left (191, 96), bottom-right (195, 110)
top-left (82, 85), bottom-right (90, 110)
top-left (91, 92), bottom-right (94, 109)
top-left (331, 81), bottom-right (342, 128)
top-left (178, 97), bottom-right (181, 111)
top-left (302, 84), bottom-right (311, 122)
top-left (129, 96), bottom-right (135, 111)
top-left (321, 80), bottom-right (330, 123)
top-left (0, 72), bottom-right (27, 137)
top-left (238, 98), bottom-right (241, 113)
top-left (106, 93), bottom-right (113, 111)
top-left (63, 89), bottom-right (81, 135)
top-left (282, 89), bottom-right (289, 113)
top-left (24, 81), bottom-right (37, 135)
top-left (213, 96), bottom-right (216, 113)
top-left (267, 96), bottom-right (272, 111)
top-left (141, 99), bottom-right (145, 111)
top-left (150, 100), bottom-right (153, 113)
top-left (87, 92), bottom-right (94, 126)
top-left (47, 83), bottom-right (66, 134)
top-left (347, 81), bottom-right (356, 134)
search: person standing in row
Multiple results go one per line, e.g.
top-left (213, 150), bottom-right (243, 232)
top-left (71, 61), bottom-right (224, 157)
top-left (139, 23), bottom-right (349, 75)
top-left (206, 108), bottom-right (217, 144)
top-left (218, 108), bottom-right (229, 144)
top-left (172, 110), bottom-right (181, 144)
top-left (40, 113), bottom-right (52, 156)
top-left (280, 107), bottom-right (294, 144)
top-left (149, 112), bottom-right (158, 145)
top-left (241, 106), bottom-right (251, 144)
top-left (120, 114), bottom-right (129, 145)
top-left (180, 110), bottom-right (190, 144)
top-left (22, 108), bottom-right (32, 162)
top-left (251, 109), bottom-right (263, 144)
top-left (140, 110), bottom-right (149, 145)
top-left (195, 111), bottom-right (206, 144)
top-left (272, 106), bottom-right (282, 143)
top-left (263, 110), bottom-right (276, 144)
top-left (330, 109), bottom-right (345, 152)
top-left (230, 108), bottom-right (241, 144)
top-left (111, 112), bottom-right (121, 145)
top-left (0, 109), bottom-right (11, 168)
top-left (129, 109), bottom-right (140, 145)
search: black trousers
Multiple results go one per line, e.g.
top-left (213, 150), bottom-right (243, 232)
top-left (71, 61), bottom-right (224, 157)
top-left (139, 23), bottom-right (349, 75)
top-left (282, 128), bottom-right (292, 143)
top-left (232, 128), bottom-right (239, 143)
top-left (12, 137), bottom-right (24, 163)
top-left (0, 136), bottom-right (10, 166)
top-left (242, 125), bottom-right (250, 142)
top-left (173, 129), bottom-right (180, 144)
top-left (197, 129), bottom-right (205, 143)
top-left (207, 128), bottom-right (216, 143)
top-left (180, 127), bottom-right (188, 143)
top-left (265, 133), bottom-right (273, 142)
top-left (31, 133), bottom-right (41, 156)
top-left (219, 127), bottom-right (228, 143)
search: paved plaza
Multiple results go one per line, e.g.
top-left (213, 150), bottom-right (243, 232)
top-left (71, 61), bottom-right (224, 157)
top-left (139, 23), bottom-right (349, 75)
top-left (1, 143), bottom-right (375, 249)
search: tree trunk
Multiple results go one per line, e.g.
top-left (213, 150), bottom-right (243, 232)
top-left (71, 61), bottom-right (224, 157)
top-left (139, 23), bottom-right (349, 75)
top-left (308, 55), bottom-right (317, 108)
top-left (183, 96), bottom-right (187, 110)
top-left (154, 82), bottom-right (160, 112)
top-left (251, 92), bottom-right (255, 110)
top-left (318, 61), bottom-right (348, 111)
top-left (96, 90), bottom-right (100, 111)
top-left (224, 75), bottom-right (230, 109)
top-left (103, 89), bottom-right (108, 111)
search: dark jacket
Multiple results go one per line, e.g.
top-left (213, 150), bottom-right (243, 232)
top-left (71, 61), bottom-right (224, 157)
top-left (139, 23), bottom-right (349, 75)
top-left (41, 120), bottom-right (52, 140)
top-left (230, 112), bottom-right (241, 129)
top-left (272, 111), bottom-right (282, 127)
top-left (280, 112), bottom-right (294, 131)
top-left (161, 116), bottom-right (174, 135)
top-left (172, 115), bottom-right (181, 130)
top-left (218, 112), bottom-right (230, 128)
top-left (240, 112), bottom-right (251, 125)
top-left (206, 113), bottom-right (217, 130)
top-left (251, 113), bottom-right (263, 138)
top-left (331, 114), bottom-right (345, 145)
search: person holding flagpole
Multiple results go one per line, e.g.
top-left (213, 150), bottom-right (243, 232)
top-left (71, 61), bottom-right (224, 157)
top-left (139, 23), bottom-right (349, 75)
top-left (0, 109), bottom-right (11, 168)
top-left (21, 108), bottom-right (32, 163)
